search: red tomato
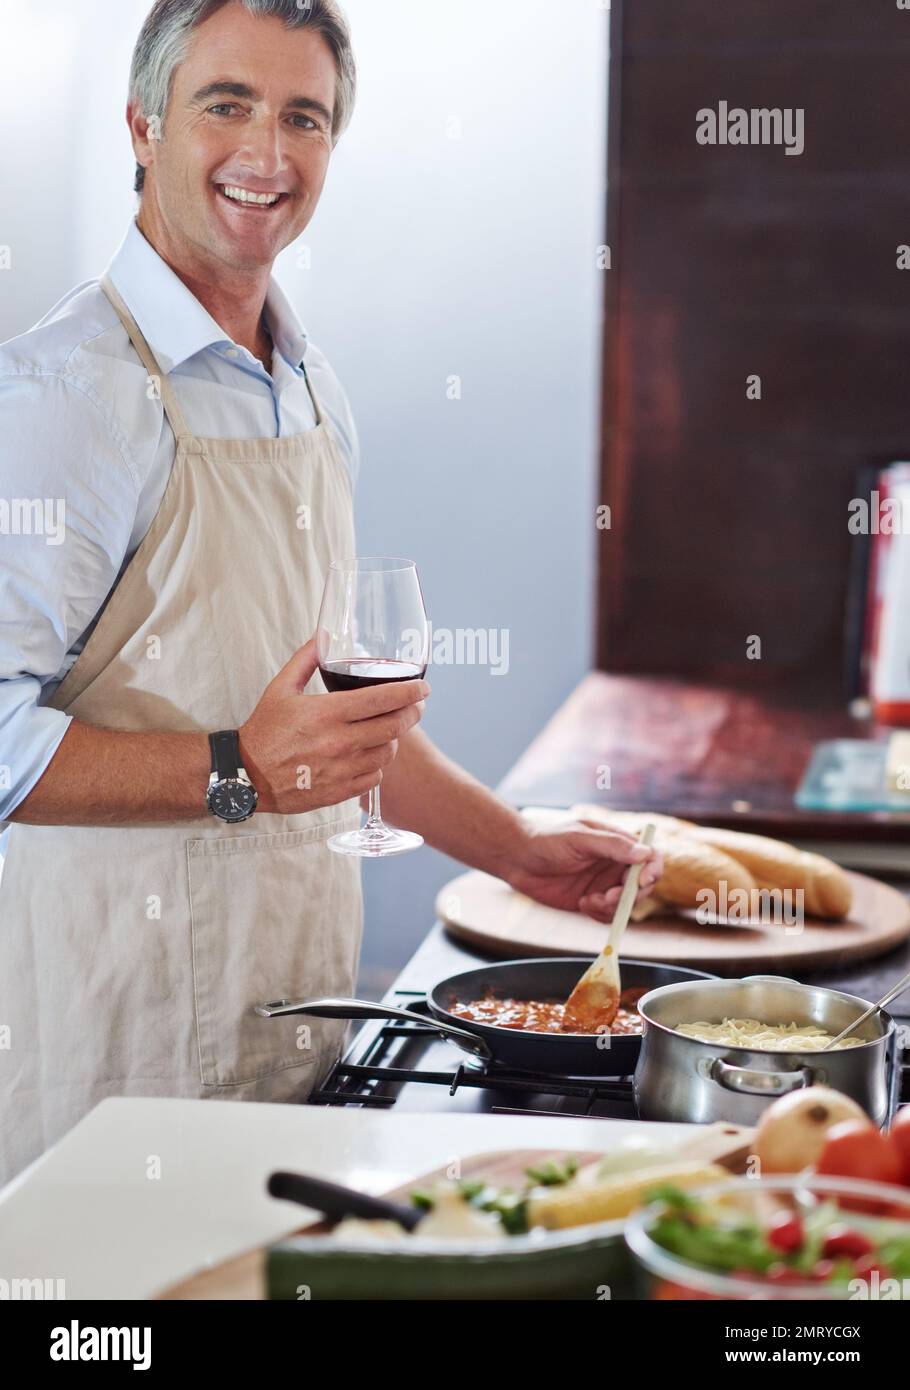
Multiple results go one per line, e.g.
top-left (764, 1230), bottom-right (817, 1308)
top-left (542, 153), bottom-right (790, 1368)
top-left (812, 1259), bottom-right (836, 1282)
top-left (768, 1213), bottom-right (804, 1253)
top-left (880, 1200), bottom-right (910, 1221)
top-left (853, 1255), bottom-right (890, 1281)
top-left (816, 1121), bottom-right (904, 1188)
top-left (821, 1226), bottom-right (874, 1260)
top-left (887, 1107), bottom-right (910, 1187)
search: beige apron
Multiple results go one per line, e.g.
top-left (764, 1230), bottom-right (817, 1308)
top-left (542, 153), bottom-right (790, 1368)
top-left (0, 276), bottom-right (363, 1183)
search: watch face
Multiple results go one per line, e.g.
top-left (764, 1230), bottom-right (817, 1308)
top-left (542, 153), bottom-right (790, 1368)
top-left (208, 778), bottom-right (257, 822)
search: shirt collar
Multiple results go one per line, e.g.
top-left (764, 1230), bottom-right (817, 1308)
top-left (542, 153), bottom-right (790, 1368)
top-left (104, 220), bottom-right (309, 376)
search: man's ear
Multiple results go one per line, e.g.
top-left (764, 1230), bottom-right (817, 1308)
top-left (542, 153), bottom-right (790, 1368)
top-left (128, 101), bottom-right (161, 178)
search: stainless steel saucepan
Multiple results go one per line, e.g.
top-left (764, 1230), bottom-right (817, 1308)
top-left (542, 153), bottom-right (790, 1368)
top-left (633, 974), bottom-right (896, 1127)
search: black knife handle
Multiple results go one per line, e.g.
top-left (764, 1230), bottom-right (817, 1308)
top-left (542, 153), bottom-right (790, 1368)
top-left (266, 1170), bottom-right (423, 1231)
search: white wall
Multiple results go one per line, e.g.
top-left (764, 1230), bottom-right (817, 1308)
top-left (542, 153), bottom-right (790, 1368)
top-left (0, 0), bottom-right (608, 985)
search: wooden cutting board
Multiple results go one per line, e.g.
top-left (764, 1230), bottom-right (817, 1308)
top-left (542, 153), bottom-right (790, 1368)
top-left (156, 1126), bottom-right (753, 1300)
top-left (436, 867), bottom-right (910, 974)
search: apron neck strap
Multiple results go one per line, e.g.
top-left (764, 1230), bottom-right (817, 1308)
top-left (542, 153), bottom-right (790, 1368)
top-left (100, 274), bottom-right (192, 442)
top-left (301, 361), bottom-right (326, 429)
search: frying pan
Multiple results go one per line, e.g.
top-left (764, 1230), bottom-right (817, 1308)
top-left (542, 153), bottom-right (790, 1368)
top-left (256, 957), bottom-right (717, 1078)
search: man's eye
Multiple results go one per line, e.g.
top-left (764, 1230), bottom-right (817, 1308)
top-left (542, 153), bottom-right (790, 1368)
top-left (290, 114), bottom-right (318, 130)
top-left (209, 104), bottom-right (240, 116)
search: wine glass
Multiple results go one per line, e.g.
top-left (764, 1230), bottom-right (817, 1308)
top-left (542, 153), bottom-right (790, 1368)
top-left (316, 557), bottom-right (430, 857)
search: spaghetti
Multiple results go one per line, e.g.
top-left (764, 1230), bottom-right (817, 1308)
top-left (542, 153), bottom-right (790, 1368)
top-left (673, 1017), bottom-right (864, 1052)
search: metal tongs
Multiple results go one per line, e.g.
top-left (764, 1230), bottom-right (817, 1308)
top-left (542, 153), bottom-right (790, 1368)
top-left (822, 966), bottom-right (910, 1050)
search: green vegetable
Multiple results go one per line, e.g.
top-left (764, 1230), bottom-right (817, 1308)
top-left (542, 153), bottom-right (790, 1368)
top-left (409, 1189), bottom-right (435, 1211)
top-left (877, 1236), bottom-right (910, 1278)
top-left (461, 1181), bottom-right (529, 1235)
top-left (525, 1156), bottom-right (579, 1187)
top-left (455, 1179), bottom-right (488, 1202)
top-left (644, 1185), bottom-right (699, 1214)
top-left (651, 1213), bottom-right (779, 1274)
top-left (646, 1189), bottom-right (910, 1284)
top-left (486, 1191), bottom-right (530, 1236)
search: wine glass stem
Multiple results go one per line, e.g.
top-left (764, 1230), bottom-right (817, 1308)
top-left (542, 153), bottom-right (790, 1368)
top-left (366, 783), bottom-right (383, 828)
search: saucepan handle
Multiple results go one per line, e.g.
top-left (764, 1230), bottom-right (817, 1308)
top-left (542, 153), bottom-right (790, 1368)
top-left (254, 995), bottom-right (493, 1060)
top-left (708, 1057), bottom-right (813, 1097)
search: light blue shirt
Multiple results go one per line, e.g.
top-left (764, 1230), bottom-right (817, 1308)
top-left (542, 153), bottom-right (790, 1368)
top-left (0, 220), bottom-right (359, 832)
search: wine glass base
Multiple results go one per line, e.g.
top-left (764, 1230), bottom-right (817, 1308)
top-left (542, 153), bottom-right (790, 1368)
top-left (327, 826), bottom-right (424, 858)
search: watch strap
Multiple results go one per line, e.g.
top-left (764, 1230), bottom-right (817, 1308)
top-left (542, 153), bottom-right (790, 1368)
top-left (209, 729), bottom-right (241, 780)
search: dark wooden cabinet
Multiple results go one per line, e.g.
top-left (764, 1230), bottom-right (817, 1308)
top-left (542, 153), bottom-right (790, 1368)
top-left (598, 1), bottom-right (910, 704)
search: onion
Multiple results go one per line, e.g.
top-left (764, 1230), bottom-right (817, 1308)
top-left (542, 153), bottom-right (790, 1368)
top-left (754, 1085), bottom-right (867, 1174)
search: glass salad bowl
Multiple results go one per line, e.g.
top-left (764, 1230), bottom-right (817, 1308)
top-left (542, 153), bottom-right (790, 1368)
top-left (625, 1173), bottom-right (910, 1301)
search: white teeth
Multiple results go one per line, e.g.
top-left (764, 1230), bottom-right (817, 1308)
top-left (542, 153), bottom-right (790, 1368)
top-left (219, 185), bottom-right (281, 205)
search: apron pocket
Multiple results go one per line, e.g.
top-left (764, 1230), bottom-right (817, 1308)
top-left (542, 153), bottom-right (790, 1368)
top-left (187, 814), bottom-right (363, 1087)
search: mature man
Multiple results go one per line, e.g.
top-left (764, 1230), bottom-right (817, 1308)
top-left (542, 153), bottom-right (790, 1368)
top-left (0, 0), bottom-right (661, 1183)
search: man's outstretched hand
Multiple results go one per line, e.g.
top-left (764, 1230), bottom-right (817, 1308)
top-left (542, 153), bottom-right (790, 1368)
top-left (500, 817), bottom-right (663, 923)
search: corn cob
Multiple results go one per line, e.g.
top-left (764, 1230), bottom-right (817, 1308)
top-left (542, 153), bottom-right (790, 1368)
top-left (526, 1161), bottom-right (730, 1229)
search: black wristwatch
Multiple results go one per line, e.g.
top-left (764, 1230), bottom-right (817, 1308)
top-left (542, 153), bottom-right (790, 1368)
top-left (206, 730), bottom-right (258, 823)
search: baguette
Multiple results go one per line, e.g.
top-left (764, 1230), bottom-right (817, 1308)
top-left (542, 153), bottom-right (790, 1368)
top-left (573, 806), bottom-right (698, 837)
top-left (570, 805), bottom-right (852, 921)
top-left (685, 825), bottom-right (852, 920)
top-left (572, 805), bottom-right (757, 916)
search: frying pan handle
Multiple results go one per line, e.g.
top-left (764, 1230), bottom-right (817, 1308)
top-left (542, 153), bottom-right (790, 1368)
top-left (708, 1057), bottom-right (813, 1097)
top-left (254, 996), bottom-right (493, 1060)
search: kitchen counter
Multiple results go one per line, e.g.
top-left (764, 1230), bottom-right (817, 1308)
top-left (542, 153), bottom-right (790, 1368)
top-left (0, 1097), bottom-right (704, 1300)
top-left (496, 671), bottom-right (910, 847)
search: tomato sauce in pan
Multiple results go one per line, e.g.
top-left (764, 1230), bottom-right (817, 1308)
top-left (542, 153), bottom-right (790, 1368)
top-left (448, 988), bottom-right (645, 1036)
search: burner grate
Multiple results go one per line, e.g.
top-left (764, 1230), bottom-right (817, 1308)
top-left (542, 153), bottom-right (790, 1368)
top-left (309, 992), bottom-right (636, 1116)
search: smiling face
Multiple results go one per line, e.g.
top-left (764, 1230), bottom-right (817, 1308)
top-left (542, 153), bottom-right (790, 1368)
top-left (131, 2), bottom-right (337, 276)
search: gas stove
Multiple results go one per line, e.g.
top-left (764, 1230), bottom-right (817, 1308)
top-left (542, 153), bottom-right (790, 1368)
top-left (312, 986), bottom-right (910, 1120)
top-left (311, 992), bottom-right (638, 1119)
top-left (310, 925), bottom-right (910, 1121)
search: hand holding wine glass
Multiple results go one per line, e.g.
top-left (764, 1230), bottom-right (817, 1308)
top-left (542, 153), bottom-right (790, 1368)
top-left (317, 557), bottom-right (430, 857)
top-left (238, 636), bottom-right (428, 816)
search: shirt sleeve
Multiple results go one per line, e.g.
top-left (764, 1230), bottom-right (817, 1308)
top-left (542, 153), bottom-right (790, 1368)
top-left (0, 371), bottom-right (138, 826)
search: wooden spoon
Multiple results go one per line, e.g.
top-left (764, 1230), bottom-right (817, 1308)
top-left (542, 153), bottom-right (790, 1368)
top-left (562, 822), bottom-right (657, 1033)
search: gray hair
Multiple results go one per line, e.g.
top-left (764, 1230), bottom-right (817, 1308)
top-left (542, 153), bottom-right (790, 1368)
top-left (129, 0), bottom-right (356, 193)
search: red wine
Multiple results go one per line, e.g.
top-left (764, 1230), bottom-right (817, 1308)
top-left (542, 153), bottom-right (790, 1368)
top-left (319, 658), bottom-right (427, 693)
